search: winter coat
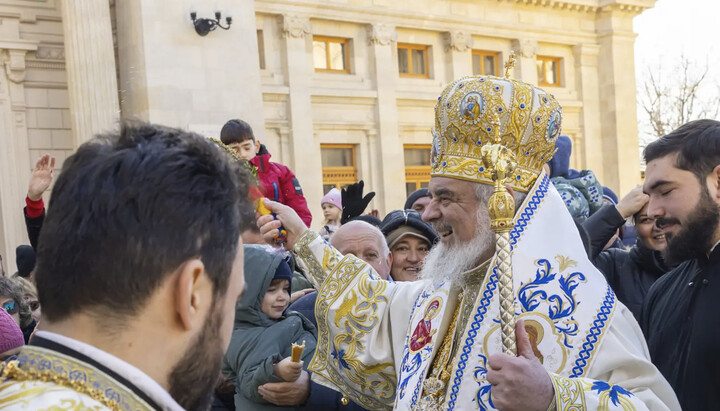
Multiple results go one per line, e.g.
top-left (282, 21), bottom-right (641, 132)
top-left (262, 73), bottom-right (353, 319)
top-left (225, 245), bottom-right (317, 410)
top-left (641, 247), bottom-right (720, 411)
top-left (251, 145), bottom-right (312, 227)
top-left (583, 204), bottom-right (669, 321)
top-left (551, 170), bottom-right (603, 223)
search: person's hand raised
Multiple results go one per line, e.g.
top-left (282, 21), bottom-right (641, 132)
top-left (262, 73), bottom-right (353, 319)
top-left (257, 199), bottom-right (308, 250)
top-left (616, 185), bottom-right (649, 219)
top-left (341, 181), bottom-right (375, 224)
top-left (28, 154), bottom-right (55, 201)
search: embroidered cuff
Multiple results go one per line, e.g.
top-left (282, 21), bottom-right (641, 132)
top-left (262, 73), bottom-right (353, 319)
top-left (549, 373), bottom-right (585, 409)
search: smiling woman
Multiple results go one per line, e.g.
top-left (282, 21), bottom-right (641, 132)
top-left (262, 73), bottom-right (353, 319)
top-left (380, 209), bottom-right (438, 282)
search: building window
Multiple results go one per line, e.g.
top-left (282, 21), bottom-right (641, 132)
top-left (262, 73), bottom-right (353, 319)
top-left (398, 43), bottom-right (429, 78)
top-left (404, 144), bottom-right (431, 197)
top-left (537, 56), bottom-right (562, 87)
top-left (257, 30), bottom-right (266, 70)
top-left (321, 144), bottom-right (357, 193)
top-left (472, 51), bottom-right (499, 76)
top-left (313, 36), bottom-right (350, 73)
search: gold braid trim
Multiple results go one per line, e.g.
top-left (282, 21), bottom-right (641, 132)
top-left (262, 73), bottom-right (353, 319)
top-left (1, 360), bottom-right (122, 411)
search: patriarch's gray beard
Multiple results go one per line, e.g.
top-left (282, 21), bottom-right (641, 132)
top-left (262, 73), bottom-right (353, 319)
top-left (420, 224), bottom-right (493, 287)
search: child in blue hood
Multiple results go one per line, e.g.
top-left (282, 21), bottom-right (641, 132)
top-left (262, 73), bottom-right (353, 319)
top-left (223, 245), bottom-right (317, 410)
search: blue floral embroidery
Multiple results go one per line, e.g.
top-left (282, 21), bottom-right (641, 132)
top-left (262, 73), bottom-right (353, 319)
top-left (517, 259), bottom-right (584, 349)
top-left (590, 381), bottom-right (634, 407)
top-left (398, 352), bottom-right (422, 398)
top-left (473, 354), bottom-right (495, 411)
top-left (332, 348), bottom-right (351, 371)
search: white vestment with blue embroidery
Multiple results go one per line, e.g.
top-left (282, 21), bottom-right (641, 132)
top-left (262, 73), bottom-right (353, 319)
top-left (293, 172), bottom-right (679, 411)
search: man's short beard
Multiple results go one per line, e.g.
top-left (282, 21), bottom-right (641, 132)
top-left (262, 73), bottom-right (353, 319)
top-left (168, 299), bottom-right (226, 411)
top-left (661, 185), bottom-right (720, 265)
top-left (420, 209), bottom-right (494, 286)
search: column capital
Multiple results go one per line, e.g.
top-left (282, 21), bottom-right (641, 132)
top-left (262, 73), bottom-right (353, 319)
top-left (1, 49), bottom-right (30, 83)
top-left (511, 38), bottom-right (538, 59)
top-left (367, 23), bottom-right (397, 46)
top-left (443, 31), bottom-right (473, 52)
top-left (279, 15), bottom-right (312, 39)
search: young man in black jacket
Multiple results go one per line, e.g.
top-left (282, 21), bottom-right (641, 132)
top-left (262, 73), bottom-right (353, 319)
top-left (641, 119), bottom-right (720, 411)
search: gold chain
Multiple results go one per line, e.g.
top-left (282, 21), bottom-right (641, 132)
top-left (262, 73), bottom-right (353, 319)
top-left (1, 360), bottom-right (123, 411)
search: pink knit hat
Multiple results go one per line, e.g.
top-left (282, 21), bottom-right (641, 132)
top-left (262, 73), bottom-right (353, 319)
top-left (0, 307), bottom-right (23, 354)
top-left (321, 188), bottom-right (342, 210)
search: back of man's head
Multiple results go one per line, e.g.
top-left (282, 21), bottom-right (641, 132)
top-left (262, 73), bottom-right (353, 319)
top-left (220, 119), bottom-right (255, 146)
top-left (35, 122), bottom-right (255, 323)
top-left (644, 119), bottom-right (720, 182)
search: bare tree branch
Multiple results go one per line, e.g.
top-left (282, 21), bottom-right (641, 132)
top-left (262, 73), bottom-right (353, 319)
top-left (638, 55), bottom-right (719, 143)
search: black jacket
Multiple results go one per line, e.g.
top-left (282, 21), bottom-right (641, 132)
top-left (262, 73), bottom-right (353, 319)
top-left (23, 207), bottom-right (44, 251)
top-left (641, 248), bottom-right (720, 410)
top-left (582, 205), bottom-right (669, 321)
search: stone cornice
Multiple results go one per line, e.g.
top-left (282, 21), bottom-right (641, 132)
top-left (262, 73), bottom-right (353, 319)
top-left (256, 1), bottom-right (597, 45)
top-left (494, 0), bottom-right (654, 13)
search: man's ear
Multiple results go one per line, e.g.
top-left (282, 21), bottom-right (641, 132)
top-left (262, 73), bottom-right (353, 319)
top-left (174, 259), bottom-right (208, 331)
top-left (386, 252), bottom-right (393, 275)
top-left (709, 165), bottom-right (720, 202)
top-left (255, 139), bottom-right (261, 154)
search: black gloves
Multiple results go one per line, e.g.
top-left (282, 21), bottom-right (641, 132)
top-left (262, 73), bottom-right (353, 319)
top-left (341, 180), bottom-right (376, 225)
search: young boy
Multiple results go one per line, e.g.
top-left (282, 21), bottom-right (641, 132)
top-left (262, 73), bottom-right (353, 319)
top-left (224, 245), bottom-right (317, 410)
top-left (220, 119), bottom-right (312, 227)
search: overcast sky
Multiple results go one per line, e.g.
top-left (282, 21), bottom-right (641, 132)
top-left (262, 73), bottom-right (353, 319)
top-left (634, 0), bottom-right (720, 141)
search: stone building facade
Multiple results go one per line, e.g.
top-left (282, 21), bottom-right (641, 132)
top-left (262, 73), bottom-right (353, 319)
top-left (0, 0), bottom-right (653, 272)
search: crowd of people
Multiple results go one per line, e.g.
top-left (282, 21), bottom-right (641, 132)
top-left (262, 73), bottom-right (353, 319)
top-left (0, 74), bottom-right (717, 411)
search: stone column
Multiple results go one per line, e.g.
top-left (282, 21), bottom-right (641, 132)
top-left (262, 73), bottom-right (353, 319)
top-left (444, 31), bottom-right (473, 81)
top-left (573, 43), bottom-right (603, 178)
top-left (0, 40), bottom-right (37, 272)
top-left (596, 6), bottom-right (642, 194)
top-left (368, 23), bottom-right (405, 213)
top-left (280, 15), bottom-right (324, 227)
top-left (61, 0), bottom-right (120, 146)
top-left (511, 39), bottom-right (538, 84)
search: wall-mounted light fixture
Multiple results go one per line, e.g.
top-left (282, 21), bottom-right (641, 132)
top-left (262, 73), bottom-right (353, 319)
top-left (189, 11), bottom-right (232, 36)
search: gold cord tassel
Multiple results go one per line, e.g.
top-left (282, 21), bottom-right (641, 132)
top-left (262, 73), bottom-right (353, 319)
top-left (482, 118), bottom-right (518, 355)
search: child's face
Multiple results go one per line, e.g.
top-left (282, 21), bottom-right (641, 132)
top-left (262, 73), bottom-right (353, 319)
top-left (322, 203), bottom-right (341, 222)
top-left (228, 139), bottom-right (260, 160)
top-left (261, 279), bottom-right (290, 320)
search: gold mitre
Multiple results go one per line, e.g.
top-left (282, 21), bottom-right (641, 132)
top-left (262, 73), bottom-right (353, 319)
top-left (430, 73), bottom-right (562, 193)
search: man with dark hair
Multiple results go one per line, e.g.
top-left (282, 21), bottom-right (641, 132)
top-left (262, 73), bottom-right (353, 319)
top-left (0, 122), bottom-right (254, 411)
top-left (221, 119), bottom-right (312, 227)
top-left (641, 119), bottom-right (720, 410)
top-left (404, 188), bottom-right (431, 215)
